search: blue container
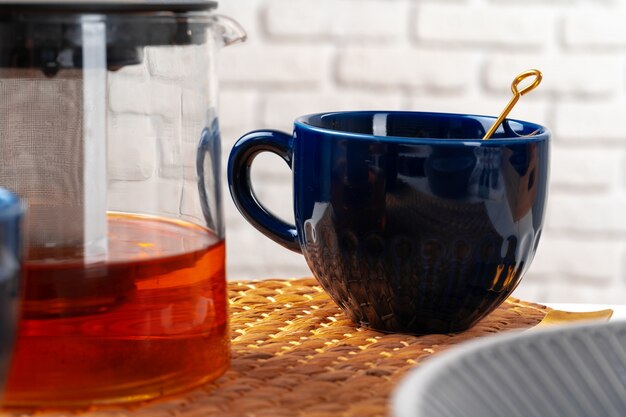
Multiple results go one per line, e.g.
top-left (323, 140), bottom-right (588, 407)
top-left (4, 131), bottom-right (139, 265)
top-left (0, 188), bottom-right (22, 396)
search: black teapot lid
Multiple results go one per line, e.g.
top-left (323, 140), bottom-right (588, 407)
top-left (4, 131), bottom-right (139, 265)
top-left (0, 0), bottom-right (223, 72)
top-left (0, 0), bottom-right (217, 12)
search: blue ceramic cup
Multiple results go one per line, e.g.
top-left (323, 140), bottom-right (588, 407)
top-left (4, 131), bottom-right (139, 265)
top-left (0, 188), bottom-right (22, 395)
top-left (228, 111), bottom-right (550, 334)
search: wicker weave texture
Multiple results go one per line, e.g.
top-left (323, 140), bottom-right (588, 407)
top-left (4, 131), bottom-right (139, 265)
top-left (0, 278), bottom-right (548, 417)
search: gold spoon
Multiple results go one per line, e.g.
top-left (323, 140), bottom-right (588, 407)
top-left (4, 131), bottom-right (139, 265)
top-left (483, 69), bottom-right (543, 140)
top-left (535, 308), bottom-right (614, 328)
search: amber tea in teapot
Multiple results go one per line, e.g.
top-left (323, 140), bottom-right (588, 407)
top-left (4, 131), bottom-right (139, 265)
top-left (4, 213), bottom-right (228, 406)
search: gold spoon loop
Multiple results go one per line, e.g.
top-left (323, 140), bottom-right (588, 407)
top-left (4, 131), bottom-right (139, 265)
top-left (483, 69), bottom-right (543, 140)
top-left (512, 69), bottom-right (542, 96)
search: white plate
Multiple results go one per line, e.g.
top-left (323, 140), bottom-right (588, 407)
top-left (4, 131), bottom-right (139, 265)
top-left (393, 321), bottom-right (626, 417)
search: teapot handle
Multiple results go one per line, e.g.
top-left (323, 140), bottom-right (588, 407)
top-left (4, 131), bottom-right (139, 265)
top-left (214, 15), bottom-right (247, 47)
top-left (227, 130), bottom-right (301, 254)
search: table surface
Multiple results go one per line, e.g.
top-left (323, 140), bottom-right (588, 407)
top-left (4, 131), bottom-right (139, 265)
top-left (0, 279), bottom-right (614, 417)
top-left (0, 279), bottom-right (548, 417)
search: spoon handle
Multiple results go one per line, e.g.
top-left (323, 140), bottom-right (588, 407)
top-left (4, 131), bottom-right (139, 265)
top-left (483, 69), bottom-right (543, 140)
top-left (535, 308), bottom-right (614, 328)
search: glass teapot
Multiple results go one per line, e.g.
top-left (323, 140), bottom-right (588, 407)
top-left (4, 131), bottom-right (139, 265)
top-left (0, 0), bottom-right (244, 407)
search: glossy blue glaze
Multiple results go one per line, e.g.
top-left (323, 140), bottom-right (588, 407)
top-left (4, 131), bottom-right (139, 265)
top-left (228, 111), bottom-right (550, 334)
top-left (0, 188), bottom-right (22, 396)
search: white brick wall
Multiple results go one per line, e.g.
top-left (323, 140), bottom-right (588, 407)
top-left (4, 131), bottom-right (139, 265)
top-left (218, 0), bottom-right (626, 304)
top-left (264, 0), bottom-right (409, 40)
top-left (414, 4), bottom-right (556, 47)
top-left (338, 47), bottom-right (477, 91)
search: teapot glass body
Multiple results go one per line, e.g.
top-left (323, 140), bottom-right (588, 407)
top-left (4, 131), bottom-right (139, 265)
top-left (0, 5), bottom-right (244, 407)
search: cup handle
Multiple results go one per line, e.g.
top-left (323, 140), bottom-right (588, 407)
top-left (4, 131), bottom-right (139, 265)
top-left (227, 130), bottom-right (301, 254)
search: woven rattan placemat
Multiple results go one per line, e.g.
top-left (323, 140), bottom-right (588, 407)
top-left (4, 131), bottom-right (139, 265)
top-left (1, 278), bottom-right (549, 417)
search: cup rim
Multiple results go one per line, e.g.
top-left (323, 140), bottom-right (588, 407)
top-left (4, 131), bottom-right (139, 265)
top-left (295, 110), bottom-right (551, 144)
